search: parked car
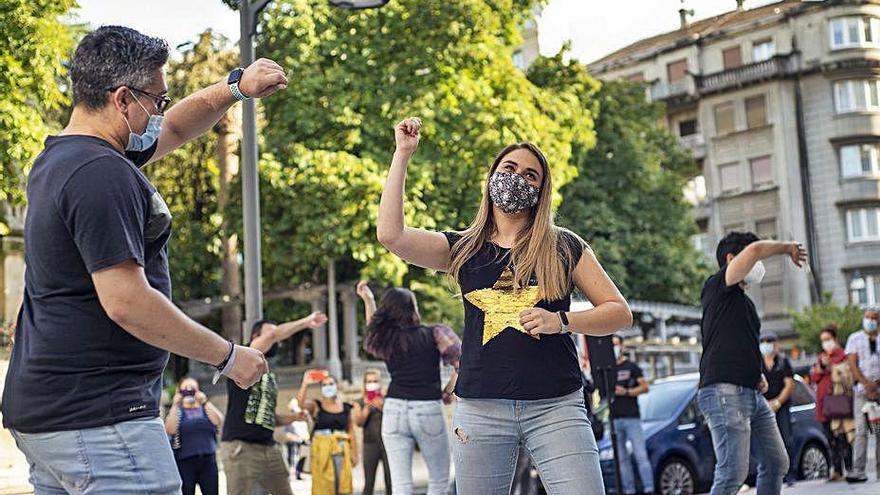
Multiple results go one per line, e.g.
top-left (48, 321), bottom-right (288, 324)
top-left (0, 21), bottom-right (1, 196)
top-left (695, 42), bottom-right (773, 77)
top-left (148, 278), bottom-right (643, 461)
top-left (595, 373), bottom-right (829, 495)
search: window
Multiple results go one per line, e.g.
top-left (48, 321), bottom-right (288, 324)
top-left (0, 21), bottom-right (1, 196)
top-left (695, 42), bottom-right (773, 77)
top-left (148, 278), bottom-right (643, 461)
top-left (723, 46), bottom-right (743, 69)
top-left (627, 72), bottom-right (645, 83)
top-left (761, 283), bottom-right (784, 315)
top-left (830, 16), bottom-right (880, 50)
top-left (720, 162), bottom-right (741, 193)
top-left (790, 382), bottom-right (815, 408)
top-left (834, 80), bottom-right (880, 113)
top-left (683, 175), bottom-right (707, 205)
top-left (679, 119), bottom-right (698, 137)
top-left (840, 143), bottom-right (880, 178)
top-left (846, 207), bottom-right (880, 242)
top-left (750, 155), bottom-right (773, 188)
top-left (745, 95), bottom-right (767, 128)
top-left (714, 102), bottom-right (736, 134)
top-left (850, 273), bottom-right (880, 307)
top-left (512, 50), bottom-right (525, 71)
top-left (753, 39), bottom-right (775, 62)
top-left (755, 218), bottom-right (778, 240)
top-left (667, 59), bottom-right (688, 82)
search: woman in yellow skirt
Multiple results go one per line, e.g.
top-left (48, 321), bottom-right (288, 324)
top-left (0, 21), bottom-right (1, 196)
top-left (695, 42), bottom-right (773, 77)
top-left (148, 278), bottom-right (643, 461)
top-left (298, 370), bottom-right (359, 495)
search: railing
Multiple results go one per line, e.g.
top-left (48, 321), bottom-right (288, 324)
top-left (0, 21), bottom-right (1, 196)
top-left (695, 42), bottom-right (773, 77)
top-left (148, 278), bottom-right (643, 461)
top-left (679, 133), bottom-right (705, 151)
top-left (649, 77), bottom-right (692, 101)
top-left (698, 54), bottom-right (798, 94)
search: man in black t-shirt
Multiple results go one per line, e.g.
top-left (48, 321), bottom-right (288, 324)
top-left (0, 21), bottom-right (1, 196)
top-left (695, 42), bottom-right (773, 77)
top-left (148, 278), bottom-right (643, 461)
top-left (221, 315), bottom-right (326, 495)
top-left (2, 26), bottom-right (287, 493)
top-left (697, 232), bottom-right (807, 495)
top-left (759, 332), bottom-right (797, 485)
top-left (610, 335), bottom-right (654, 495)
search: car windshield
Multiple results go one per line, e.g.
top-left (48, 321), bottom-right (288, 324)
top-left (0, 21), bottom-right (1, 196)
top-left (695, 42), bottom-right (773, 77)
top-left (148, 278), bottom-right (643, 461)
top-left (637, 379), bottom-right (697, 422)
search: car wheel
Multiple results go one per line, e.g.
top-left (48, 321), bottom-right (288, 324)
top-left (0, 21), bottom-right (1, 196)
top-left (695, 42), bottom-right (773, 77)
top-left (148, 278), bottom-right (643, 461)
top-left (659, 458), bottom-right (696, 495)
top-left (799, 443), bottom-right (829, 480)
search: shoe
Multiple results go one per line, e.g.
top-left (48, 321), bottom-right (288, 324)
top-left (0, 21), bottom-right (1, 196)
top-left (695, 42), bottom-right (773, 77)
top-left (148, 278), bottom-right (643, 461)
top-left (845, 475), bottom-right (868, 483)
top-left (829, 472), bottom-right (843, 482)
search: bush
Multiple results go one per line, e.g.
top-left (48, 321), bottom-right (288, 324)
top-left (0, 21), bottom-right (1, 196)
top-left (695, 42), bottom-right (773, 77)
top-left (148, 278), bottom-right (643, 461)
top-left (791, 292), bottom-right (864, 352)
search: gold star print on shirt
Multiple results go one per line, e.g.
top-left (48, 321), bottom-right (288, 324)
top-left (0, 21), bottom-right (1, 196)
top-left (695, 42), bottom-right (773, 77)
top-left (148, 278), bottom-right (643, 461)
top-left (464, 266), bottom-right (542, 345)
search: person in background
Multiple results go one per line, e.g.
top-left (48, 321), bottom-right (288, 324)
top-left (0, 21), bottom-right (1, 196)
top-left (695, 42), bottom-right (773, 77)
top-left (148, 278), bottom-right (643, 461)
top-left (844, 309), bottom-right (880, 483)
top-left (298, 371), bottom-right (359, 495)
top-left (610, 335), bottom-right (654, 495)
top-left (284, 397), bottom-right (311, 481)
top-left (353, 369), bottom-right (393, 495)
top-left (165, 377), bottom-right (224, 495)
top-left (810, 325), bottom-right (852, 481)
top-left (698, 232), bottom-right (806, 495)
top-left (356, 280), bottom-right (461, 495)
top-left (221, 314), bottom-right (327, 495)
top-left (759, 332), bottom-right (796, 486)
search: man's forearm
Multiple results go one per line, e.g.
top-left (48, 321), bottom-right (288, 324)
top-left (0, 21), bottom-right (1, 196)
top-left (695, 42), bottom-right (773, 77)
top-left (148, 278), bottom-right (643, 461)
top-left (750, 241), bottom-right (791, 260)
top-left (113, 286), bottom-right (229, 366)
top-left (150, 81), bottom-right (236, 163)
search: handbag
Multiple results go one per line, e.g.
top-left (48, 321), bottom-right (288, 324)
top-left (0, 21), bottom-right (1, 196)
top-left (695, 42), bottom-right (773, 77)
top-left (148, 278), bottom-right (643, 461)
top-left (822, 393), bottom-right (853, 419)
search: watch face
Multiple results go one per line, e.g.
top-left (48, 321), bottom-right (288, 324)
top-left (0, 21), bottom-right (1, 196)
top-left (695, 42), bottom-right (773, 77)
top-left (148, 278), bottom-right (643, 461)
top-left (228, 68), bottom-right (243, 85)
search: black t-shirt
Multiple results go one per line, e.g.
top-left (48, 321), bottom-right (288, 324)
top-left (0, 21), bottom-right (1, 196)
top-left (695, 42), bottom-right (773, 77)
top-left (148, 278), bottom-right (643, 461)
top-left (610, 360), bottom-right (644, 419)
top-left (443, 230), bottom-right (584, 400)
top-left (1, 135), bottom-right (171, 433)
top-left (314, 402), bottom-right (352, 432)
top-left (221, 372), bottom-right (279, 445)
top-left (385, 326), bottom-right (443, 400)
top-left (699, 266), bottom-right (762, 389)
top-left (763, 354), bottom-right (794, 405)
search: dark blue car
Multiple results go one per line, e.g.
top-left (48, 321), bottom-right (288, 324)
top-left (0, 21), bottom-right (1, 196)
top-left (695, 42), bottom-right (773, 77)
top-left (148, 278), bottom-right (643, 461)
top-left (596, 373), bottom-right (830, 495)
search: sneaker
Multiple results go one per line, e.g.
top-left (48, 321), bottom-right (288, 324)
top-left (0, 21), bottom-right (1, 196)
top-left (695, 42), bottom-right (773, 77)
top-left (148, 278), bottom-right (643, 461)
top-left (845, 475), bottom-right (868, 483)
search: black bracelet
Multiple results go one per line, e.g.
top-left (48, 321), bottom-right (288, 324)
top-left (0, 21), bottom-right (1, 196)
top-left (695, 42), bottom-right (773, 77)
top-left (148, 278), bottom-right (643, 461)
top-left (215, 340), bottom-right (234, 371)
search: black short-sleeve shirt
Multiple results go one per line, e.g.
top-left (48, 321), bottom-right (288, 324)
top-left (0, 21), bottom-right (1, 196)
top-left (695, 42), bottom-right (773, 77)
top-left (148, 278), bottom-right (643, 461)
top-left (698, 266), bottom-right (762, 389)
top-left (1, 135), bottom-right (171, 433)
top-left (443, 229), bottom-right (584, 400)
top-left (222, 372), bottom-right (279, 445)
top-left (610, 360), bottom-right (644, 419)
top-left (763, 354), bottom-right (794, 404)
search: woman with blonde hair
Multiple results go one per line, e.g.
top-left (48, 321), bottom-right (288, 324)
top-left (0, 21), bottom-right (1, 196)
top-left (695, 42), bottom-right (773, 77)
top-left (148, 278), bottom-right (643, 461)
top-left (376, 117), bottom-right (633, 495)
top-left (352, 368), bottom-right (393, 495)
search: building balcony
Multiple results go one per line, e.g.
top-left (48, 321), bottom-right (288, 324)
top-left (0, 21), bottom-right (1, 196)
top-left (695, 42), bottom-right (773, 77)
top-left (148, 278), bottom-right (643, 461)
top-left (649, 77), bottom-right (692, 101)
top-left (698, 53), bottom-right (799, 95)
top-left (679, 133), bottom-right (706, 157)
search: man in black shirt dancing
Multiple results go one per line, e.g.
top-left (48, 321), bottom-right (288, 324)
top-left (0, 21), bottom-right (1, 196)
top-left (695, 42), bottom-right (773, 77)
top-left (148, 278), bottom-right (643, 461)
top-left (697, 232), bottom-right (807, 495)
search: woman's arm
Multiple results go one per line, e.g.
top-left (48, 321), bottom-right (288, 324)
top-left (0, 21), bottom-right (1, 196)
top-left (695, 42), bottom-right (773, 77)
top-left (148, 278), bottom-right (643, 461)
top-left (376, 118), bottom-right (451, 271)
top-left (356, 281), bottom-right (378, 324)
top-left (203, 398), bottom-right (224, 427)
top-left (164, 403), bottom-right (181, 435)
top-left (348, 409), bottom-right (359, 467)
top-left (352, 401), bottom-right (369, 427)
top-left (567, 247), bottom-right (633, 335)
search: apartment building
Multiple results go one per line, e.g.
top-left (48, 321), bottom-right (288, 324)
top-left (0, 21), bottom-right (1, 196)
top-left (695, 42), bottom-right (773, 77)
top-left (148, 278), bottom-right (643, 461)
top-left (588, 0), bottom-right (880, 336)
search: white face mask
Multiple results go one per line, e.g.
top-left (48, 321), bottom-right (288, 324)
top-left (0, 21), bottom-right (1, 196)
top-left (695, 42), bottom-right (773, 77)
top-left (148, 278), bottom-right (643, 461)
top-left (613, 346), bottom-right (622, 359)
top-left (821, 340), bottom-right (837, 353)
top-left (759, 342), bottom-right (775, 356)
top-left (743, 261), bottom-right (766, 286)
top-left (864, 318), bottom-right (879, 333)
top-left (365, 382), bottom-right (381, 392)
top-left (321, 384), bottom-right (337, 398)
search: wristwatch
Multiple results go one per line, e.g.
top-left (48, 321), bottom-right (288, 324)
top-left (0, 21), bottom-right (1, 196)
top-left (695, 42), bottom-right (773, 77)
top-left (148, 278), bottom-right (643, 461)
top-left (228, 68), bottom-right (250, 101)
top-left (557, 311), bottom-right (571, 334)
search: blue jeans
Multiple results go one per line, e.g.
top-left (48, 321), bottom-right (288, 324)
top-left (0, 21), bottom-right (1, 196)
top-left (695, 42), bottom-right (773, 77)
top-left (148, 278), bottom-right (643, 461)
top-left (452, 389), bottom-right (604, 495)
top-left (381, 398), bottom-right (450, 495)
top-left (9, 416), bottom-right (181, 494)
top-left (614, 417), bottom-right (654, 495)
top-left (697, 384), bottom-right (789, 495)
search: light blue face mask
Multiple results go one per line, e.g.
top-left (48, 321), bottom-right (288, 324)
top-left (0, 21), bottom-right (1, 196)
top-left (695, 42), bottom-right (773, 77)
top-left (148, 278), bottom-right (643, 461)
top-left (123, 89), bottom-right (163, 152)
top-left (759, 342), bottom-right (775, 356)
top-left (321, 384), bottom-right (337, 398)
top-left (865, 318), bottom-right (879, 333)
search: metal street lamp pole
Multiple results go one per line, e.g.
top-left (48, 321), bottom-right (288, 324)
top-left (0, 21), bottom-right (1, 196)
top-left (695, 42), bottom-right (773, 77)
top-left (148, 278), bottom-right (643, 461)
top-left (238, 0), bottom-right (389, 343)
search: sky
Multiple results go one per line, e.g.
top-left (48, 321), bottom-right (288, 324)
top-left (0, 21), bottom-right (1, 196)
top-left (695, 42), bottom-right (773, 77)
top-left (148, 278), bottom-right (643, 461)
top-left (72, 0), bottom-right (781, 63)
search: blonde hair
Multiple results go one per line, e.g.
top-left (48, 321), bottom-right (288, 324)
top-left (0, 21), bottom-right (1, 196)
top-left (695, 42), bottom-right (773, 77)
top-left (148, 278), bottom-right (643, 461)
top-left (447, 143), bottom-right (584, 301)
top-left (362, 368), bottom-right (382, 388)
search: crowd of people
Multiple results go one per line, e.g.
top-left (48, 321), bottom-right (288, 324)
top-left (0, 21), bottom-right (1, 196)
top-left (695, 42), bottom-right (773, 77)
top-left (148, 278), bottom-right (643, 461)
top-left (3, 22), bottom-right (880, 495)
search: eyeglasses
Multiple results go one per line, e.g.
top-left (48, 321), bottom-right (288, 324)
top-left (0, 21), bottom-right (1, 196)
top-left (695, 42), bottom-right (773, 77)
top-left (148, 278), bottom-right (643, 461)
top-left (108, 86), bottom-right (172, 113)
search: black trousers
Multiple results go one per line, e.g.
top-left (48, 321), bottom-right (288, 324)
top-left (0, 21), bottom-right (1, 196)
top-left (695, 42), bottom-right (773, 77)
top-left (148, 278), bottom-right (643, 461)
top-left (176, 453), bottom-right (219, 495)
top-left (822, 420), bottom-right (853, 474)
top-left (362, 441), bottom-right (391, 495)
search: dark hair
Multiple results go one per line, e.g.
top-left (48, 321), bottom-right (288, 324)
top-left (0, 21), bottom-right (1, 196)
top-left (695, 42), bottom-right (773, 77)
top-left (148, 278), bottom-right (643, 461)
top-left (715, 231), bottom-right (761, 268)
top-left (363, 288), bottom-right (420, 360)
top-left (611, 334), bottom-right (623, 345)
top-left (70, 26), bottom-right (169, 110)
top-left (249, 319), bottom-right (276, 342)
top-left (820, 324), bottom-right (839, 340)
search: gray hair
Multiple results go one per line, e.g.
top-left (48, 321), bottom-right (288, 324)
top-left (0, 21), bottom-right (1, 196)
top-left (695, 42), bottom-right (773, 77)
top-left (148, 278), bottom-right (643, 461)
top-left (70, 26), bottom-right (169, 110)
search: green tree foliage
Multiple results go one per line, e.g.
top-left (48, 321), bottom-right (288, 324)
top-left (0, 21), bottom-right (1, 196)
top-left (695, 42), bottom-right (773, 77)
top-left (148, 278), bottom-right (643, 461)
top-left (530, 52), bottom-right (711, 304)
top-left (792, 292), bottom-right (864, 352)
top-left (246, 0), bottom-right (595, 292)
top-left (0, 0), bottom-right (77, 230)
top-left (144, 31), bottom-right (238, 302)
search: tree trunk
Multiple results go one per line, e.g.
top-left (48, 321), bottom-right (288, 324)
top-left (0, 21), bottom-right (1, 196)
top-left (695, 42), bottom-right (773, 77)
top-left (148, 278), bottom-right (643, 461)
top-left (215, 114), bottom-right (243, 343)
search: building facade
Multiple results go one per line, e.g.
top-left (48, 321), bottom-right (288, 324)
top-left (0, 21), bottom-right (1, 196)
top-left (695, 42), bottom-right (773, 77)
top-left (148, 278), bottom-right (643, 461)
top-left (588, 0), bottom-right (880, 336)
